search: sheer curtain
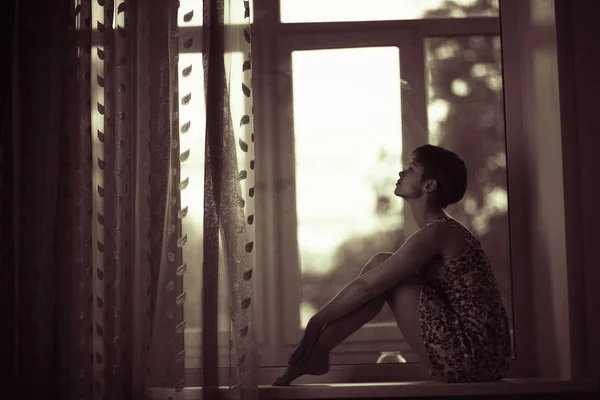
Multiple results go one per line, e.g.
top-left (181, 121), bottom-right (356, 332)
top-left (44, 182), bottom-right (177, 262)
top-left (201, 0), bottom-right (258, 399)
top-left (9, 0), bottom-right (257, 399)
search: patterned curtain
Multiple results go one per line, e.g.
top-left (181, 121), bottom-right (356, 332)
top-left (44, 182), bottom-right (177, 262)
top-left (10, 0), bottom-right (257, 399)
top-left (202, 0), bottom-right (258, 399)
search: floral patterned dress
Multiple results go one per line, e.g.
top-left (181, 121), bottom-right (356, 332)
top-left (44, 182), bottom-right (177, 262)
top-left (418, 215), bottom-right (512, 383)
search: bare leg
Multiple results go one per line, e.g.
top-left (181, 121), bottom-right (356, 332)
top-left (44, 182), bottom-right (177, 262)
top-left (386, 274), bottom-right (433, 370)
top-left (274, 255), bottom-right (434, 385)
top-left (313, 253), bottom-right (394, 353)
top-left (312, 261), bottom-right (431, 366)
top-left (314, 273), bottom-right (432, 369)
top-left (272, 253), bottom-right (393, 385)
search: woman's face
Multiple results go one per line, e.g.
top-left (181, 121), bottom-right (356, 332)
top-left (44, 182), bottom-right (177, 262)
top-left (393, 158), bottom-right (425, 199)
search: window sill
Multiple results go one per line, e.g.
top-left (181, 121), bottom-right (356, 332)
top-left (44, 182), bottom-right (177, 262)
top-left (175, 378), bottom-right (598, 399)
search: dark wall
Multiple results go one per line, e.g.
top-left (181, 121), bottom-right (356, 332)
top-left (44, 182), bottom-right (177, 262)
top-left (555, 0), bottom-right (600, 378)
top-left (1, 0), bottom-right (17, 389)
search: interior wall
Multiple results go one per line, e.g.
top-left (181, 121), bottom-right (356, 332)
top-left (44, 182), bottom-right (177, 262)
top-left (522, 0), bottom-right (573, 379)
top-left (0, 0), bottom-right (17, 388)
top-left (504, 0), bottom-right (600, 379)
top-left (502, 0), bottom-right (570, 378)
top-left (561, 0), bottom-right (600, 378)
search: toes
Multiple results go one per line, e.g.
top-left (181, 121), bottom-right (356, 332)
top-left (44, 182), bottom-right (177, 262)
top-left (271, 376), bottom-right (287, 386)
top-left (271, 377), bottom-right (282, 386)
top-left (272, 370), bottom-right (292, 386)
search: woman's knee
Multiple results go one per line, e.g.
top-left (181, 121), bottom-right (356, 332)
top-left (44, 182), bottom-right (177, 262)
top-left (359, 252), bottom-right (393, 276)
top-left (370, 252), bottom-right (393, 265)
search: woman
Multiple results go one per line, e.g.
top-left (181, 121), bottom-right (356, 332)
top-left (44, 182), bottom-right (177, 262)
top-left (272, 144), bottom-right (511, 385)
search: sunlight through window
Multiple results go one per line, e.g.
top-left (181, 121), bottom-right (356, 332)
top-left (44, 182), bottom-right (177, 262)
top-left (292, 47), bottom-right (403, 327)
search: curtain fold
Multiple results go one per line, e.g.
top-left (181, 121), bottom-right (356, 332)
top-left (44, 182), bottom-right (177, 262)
top-left (203, 0), bottom-right (257, 398)
top-left (11, 0), bottom-right (257, 398)
top-left (145, 0), bottom-right (187, 393)
top-left (220, 1), bottom-right (258, 398)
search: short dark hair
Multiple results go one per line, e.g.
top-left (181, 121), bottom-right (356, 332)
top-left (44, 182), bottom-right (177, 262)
top-left (412, 144), bottom-right (467, 209)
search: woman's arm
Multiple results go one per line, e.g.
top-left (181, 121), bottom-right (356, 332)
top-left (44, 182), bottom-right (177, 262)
top-left (310, 223), bottom-right (444, 329)
top-left (308, 278), bottom-right (372, 330)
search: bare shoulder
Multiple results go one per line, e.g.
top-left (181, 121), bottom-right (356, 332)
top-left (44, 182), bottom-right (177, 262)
top-left (431, 221), bottom-right (468, 259)
top-left (407, 222), bottom-right (447, 254)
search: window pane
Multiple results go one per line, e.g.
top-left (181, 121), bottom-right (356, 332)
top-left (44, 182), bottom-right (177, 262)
top-left (280, 0), bottom-right (499, 23)
top-left (292, 48), bottom-right (411, 363)
top-left (425, 35), bottom-right (514, 353)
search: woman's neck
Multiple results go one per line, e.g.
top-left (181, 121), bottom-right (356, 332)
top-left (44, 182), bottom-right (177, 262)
top-left (409, 201), bottom-right (447, 229)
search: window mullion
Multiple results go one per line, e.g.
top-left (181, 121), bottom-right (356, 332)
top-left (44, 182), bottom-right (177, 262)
top-left (252, 0), bottom-right (287, 366)
top-left (277, 18), bottom-right (500, 36)
top-left (271, 43), bottom-right (302, 365)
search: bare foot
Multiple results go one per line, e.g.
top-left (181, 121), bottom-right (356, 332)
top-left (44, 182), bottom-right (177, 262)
top-left (271, 351), bottom-right (330, 386)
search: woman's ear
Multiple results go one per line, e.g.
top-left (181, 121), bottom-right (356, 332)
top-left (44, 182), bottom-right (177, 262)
top-left (423, 179), bottom-right (438, 194)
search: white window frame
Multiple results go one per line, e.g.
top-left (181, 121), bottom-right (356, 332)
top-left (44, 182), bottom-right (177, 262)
top-left (183, 0), bottom-right (584, 387)
top-left (244, 0), bottom-right (535, 384)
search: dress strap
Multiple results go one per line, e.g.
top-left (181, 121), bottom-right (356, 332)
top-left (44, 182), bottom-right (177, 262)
top-left (425, 215), bottom-right (475, 244)
top-left (425, 215), bottom-right (451, 227)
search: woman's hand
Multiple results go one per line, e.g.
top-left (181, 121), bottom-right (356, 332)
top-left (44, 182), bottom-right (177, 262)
top-left (288, 318), bottom-right (323, 365)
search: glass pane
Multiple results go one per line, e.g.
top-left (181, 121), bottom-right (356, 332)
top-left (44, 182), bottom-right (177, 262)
top-left (425, 35), bottom-right (514, 353)
top-left (292, 47), bottom-right (407, 363)
top-left (280, 0), bottom-right (499, 23)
